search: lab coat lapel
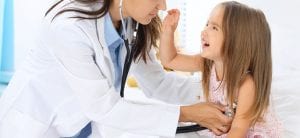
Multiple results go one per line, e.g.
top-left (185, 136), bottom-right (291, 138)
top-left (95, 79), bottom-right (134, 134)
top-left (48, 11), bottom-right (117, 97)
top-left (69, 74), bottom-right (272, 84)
top-left (93, 17), bottom-right (115, 84)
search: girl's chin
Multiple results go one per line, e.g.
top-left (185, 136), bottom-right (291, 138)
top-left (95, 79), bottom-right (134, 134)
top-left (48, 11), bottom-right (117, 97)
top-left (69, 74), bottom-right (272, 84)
top-left (200, 52), bottom-right (208, 58)
top-left (200, 52), bottom-right (213, 60)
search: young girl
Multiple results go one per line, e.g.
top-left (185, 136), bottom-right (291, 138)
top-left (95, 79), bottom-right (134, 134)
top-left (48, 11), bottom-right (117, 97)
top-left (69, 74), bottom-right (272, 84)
top-left (160, 1), bottom-right (282, 138)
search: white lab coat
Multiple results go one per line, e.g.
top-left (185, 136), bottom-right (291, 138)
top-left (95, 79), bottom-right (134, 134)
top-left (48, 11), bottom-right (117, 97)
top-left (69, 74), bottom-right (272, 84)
top-left (0, 1), bottom-right (201, 138)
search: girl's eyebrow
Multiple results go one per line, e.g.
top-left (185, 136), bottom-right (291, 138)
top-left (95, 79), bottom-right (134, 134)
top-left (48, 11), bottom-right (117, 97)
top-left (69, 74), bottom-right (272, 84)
top-left (208, 20), bottom-right (222, 28)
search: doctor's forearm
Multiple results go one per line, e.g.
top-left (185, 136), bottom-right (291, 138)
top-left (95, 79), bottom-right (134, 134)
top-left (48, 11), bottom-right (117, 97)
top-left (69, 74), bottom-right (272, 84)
top-left (179, 106), bottom-right (188, 122)
top-left (179, 105), bottom-right (195, 122)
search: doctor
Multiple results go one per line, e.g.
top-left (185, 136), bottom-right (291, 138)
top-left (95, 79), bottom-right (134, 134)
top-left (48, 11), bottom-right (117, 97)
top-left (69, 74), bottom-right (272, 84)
top-left (0, 0), bottom-right (231, 137)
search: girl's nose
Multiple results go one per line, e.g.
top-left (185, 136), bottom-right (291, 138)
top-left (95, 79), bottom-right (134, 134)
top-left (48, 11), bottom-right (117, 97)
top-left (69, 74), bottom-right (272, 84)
top-left (201, 30), bottom-right (207, 38)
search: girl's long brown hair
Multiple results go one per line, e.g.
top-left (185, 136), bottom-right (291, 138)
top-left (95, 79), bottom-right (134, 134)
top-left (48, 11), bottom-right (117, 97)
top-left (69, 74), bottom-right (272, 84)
top-left (202, 1), bottom-right (272, 125)
top-left (45, 0), bottom-right (161, 62)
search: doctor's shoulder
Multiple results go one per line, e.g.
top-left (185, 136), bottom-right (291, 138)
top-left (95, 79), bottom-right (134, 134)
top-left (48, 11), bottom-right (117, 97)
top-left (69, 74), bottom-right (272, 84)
top-left (43, 0), bottom-right (101, 35)
top-left (39, 1), bottom-right (106, 53)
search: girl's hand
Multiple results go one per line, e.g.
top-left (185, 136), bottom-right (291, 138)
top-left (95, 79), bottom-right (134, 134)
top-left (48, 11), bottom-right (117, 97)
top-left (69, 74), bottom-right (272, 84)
top-left (162, 9), bottom-right (180, 33)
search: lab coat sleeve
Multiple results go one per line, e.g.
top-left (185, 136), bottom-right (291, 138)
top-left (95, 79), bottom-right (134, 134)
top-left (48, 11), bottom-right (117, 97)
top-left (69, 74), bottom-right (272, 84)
top-left (45, 21), bottom-right (180, 137)
top-left (131, 49), bottom-right (202, 105)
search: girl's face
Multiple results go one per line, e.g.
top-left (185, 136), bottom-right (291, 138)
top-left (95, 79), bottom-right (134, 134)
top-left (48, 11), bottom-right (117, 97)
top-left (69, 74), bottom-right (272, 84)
top-left (201, 5), bottom-right (224, 62)
top-left (123, 0), bottom-right (166, 25)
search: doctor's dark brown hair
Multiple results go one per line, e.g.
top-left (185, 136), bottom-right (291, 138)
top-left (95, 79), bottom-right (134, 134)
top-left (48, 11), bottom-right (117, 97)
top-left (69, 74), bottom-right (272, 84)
top-left (202, 1), bottom-right (272, 126)
top-left (45, 0), bottom-right (161, 63)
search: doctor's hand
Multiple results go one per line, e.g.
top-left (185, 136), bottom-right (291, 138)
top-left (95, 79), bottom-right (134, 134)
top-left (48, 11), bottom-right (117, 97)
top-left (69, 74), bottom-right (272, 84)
top-left (179, 102), bottom-right (232, 136)
top-left (162, 9), bottom-right (180, 33)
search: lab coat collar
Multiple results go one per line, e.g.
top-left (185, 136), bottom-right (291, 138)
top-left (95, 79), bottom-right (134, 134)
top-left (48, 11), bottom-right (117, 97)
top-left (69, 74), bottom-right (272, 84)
top-left (104, 13), bottom-right (124, 48)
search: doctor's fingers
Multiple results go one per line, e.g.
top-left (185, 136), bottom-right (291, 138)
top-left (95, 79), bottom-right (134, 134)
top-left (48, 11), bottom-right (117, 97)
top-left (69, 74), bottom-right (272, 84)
top-left (217, 124), bottom-right (230, 133)
top-left (211, 128), bottom-right (223, 136)
top-left (210, 102), bottom-right (226, 112)
top-left (213, 108), bottom-right (232, 125)
top-left (220, 114), bottom-right (232, 126)
top-left (206, 121), bottom-right (226, 136)
top-left (211, 118), bottom-right (230, 132)
top-left (206, 103), bottom-right (232, 125)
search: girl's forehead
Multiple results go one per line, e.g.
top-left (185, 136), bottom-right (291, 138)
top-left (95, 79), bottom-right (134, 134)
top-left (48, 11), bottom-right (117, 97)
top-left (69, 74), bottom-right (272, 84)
top-left (208, 5), bottom-right (224, 25)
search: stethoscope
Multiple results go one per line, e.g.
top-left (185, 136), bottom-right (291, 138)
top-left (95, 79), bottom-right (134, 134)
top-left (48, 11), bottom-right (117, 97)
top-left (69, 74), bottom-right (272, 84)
top-left (119, 0), bottom-right (138, 98)
top-left (118, 0), bottom-right (207, 134)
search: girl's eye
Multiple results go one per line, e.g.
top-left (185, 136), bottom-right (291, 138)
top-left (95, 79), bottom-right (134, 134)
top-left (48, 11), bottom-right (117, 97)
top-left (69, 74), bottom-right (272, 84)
top-left (213, 26), bottom-right (218, 31)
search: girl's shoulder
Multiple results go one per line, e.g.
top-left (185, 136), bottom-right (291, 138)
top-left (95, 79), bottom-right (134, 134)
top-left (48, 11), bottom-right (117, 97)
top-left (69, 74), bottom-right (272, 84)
top-left (235, 74), bottom-right (255, 103)
top-left (240, 74), bottom-right (255, 92)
